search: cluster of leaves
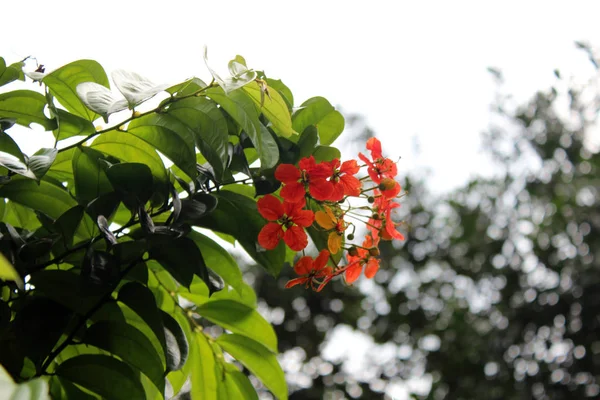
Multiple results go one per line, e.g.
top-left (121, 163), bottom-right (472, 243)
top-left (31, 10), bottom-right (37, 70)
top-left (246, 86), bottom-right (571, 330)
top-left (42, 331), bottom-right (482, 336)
top-left (0, 51), bottom-right (346, 399)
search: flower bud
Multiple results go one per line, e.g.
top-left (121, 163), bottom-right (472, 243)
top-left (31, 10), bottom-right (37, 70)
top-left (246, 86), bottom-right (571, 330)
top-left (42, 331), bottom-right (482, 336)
top-left (368, 247), bottom-right (380, 257)
top-left (367, 196), bottom-right (375, 203)
top-left (348, 246), bottom-right (359, 257)
top-left (347, 233), bottom-right (355, 240)
top-left (378, 178), bottom-right (397, 191)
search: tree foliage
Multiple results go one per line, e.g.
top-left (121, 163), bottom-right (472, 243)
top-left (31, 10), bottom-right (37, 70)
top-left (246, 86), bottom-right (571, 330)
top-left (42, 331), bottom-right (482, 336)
top-left (0, 51), bottom-right (401, 399)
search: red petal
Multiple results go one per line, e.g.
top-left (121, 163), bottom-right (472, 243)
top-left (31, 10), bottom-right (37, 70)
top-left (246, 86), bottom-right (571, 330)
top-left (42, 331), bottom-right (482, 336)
top-left (291, 209), bottom-right (315, 228)
top-left (285, 277), bottom-right (308, 289)
top-left (345, 262), bottom-right (363, 284)
top-left (384, 221), bottom-right (405, 241)
top-left (381, 181), bottom-right (401, 199)
top-left (313, 249), bottom-right (331, 271)
top-left (280, 182), bottom-right (306, 203)
top-left (309, 163), bottom-right (333, 180)
top-left (298, 156), bottom-right (317, 171)
top-left (340, 174), bottom-right (362, 197)
top-left (258, 222), bottom-right (284, 249)
top-left (309, 179), bottom-right (334, 201)
top-left (275, 164), bottom-right (301, 183)
top-left (283, 226), bottom-right (308, 251)
top-left (294, 256), bottom-right (314, 275)
top-left (257, 195), bottom-right (284, 221)
top-left (366, 137), bottom-right (382, 158)
top-left (340, 159), bottom-right (359, 175)
top-left (328, 182), bottom-right (345, 202)
top-left (364, 258), bottom-right (379, 278)
top-left (358, 152), bottom-right (373, 166)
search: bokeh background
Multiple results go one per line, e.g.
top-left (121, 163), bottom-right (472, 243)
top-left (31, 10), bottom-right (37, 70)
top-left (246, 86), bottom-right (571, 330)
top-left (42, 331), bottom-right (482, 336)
top-left (3, 1), bottom-right (600, 398)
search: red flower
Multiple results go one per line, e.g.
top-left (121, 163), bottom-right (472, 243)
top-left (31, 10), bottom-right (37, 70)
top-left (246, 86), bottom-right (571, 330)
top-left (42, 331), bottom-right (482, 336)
top-left (345, 235), bottom-right (380, 284)
top-left (368, 194), bottom-right (404, 241)
top-left (257, 195), bottom-right (314, 251)
top-left (275, 156), bottom-right (333, 203)
top-left (327, 159), bottom-right (362, 201)
top-left (358, 138), bottom-right (398, 184)
top-left (285, 249), bottom-right (334, 291)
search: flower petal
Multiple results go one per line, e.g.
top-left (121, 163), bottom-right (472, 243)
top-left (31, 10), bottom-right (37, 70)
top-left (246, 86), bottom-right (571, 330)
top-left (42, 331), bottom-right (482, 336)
top-left (364, 257), bottom-right (380, 279)
top-left (340, 174), bottom-right (362, 197)
top-left (366, 137), bottom-right (382, 158)
top-left (283, 226), bottom-right (308, 251)
top-left (280, 182), bottom-right (306, 203)
top-left (291, 209), bottom-right (315, 228)
top-left (285, 277), bottom-right (308, 289)
top-left (340, 159), bottom-right (360, 175)
top-left (294, 256), bottom-right (314, 275)
top-left (315, 210), bottom-right (336, 230)
top-left (345, 262), bottom-right (363, 284)
top-left (258, 222), bottom-right (283, 250)
top-left (327, 232), bottom-right (342, 254)
top-left (275, 163), bottom-right (301, 183)
top-left (309, 179), bottom-right (333, 201)
top-left (257, 194), bottom-right (284, 221)
top-left (313, 249), bottom-right (331, 271)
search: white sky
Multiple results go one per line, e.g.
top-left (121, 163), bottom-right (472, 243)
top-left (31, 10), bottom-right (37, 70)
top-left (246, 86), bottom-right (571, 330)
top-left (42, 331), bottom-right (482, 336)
top-left (2, 0), bottom-right (600, 193)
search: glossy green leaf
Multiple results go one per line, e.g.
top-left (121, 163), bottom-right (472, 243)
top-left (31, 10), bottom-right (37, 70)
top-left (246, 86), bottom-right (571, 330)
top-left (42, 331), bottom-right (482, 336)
top-left (243, 81), bottom-right (295, 137)
top-left (0, 90), bottom-right (56, 130)
top-left (166, 77), bottom-right (207, 97)
top-left (197, 190), bottom-right (285, 275)
top-left (292, 96), bottom-right (345, 146)
top-left (90, 130), bottom-right (169, 205)
top-left (46, 147), bottom-right (75, 184)
top-left (72, 147), bottom-right (113, 205)
top-left (0, 178), bottom-right (76, 219)
top-left (206, 87), bottom-right (279, 170)
top-left (191, 332), bottom-right (218, 400)
top-left (197, 300), bottom-right (277, 353)
top-left (127, 114), bottom-right (197, 179)
top-left (187, 230), bottom-right (243, 294)
top-left (312, 145), bottom-right (341, 163)
top-left (53, 109), bottom-right (95, 141)
top-left (55, 354), bottom-right (145, 400)
top-left (106, 162), bottom-right (153, 206)
top-left (0, 131), bottom-right (25, 162)
top-left (2, 200), bottom-right (40, 231)
top-left (216, 334), bottom-right (287, 400)
top-left (83, 321), bottom-right (165, 393)
top-left (167, 97), bottom-right (229, 180)
top-left (266, 78), bottom-right (293, 111)
top-left (224, 369), bottom-right (259, 400)
top-left (43, 60), bottom-right (109, 121)
top-left (0, 251), bottom-right (23, 289)
top-left (161, 310), bottom-right (189, 373)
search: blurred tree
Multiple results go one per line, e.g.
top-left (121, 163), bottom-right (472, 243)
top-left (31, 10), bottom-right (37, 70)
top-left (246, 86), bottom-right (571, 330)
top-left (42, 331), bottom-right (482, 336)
top-left (251, 52), bottom-right (600, 399)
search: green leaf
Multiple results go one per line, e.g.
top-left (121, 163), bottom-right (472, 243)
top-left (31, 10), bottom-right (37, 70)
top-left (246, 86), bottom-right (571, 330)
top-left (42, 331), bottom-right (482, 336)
top-left (2, 201), bottom-right (41, 231)
top-left (46, 147), bottom-right (75, 184)
top-left (127, 114), bottom-right (197, 179)
top-left (312, 145), bottom-right (341, 163)
top-left (191, 332), bottom-right (218, 400)
top-left (292, 96), bottom-right (345, 145)
top-left (0, 57), bottom-right (21, 87)
top-left (55, 354), bottom-right (145, 400)
top-left (28, 270), bottom-right (101, 314)
top-left (43, 60), bottom-right (110, 121)
top-left (161, 310), bottom-right (189, 373)
top-left (266, 78), bottom-right (293, 110)
top-left (118, 282), bottom-right (167, 361)
top-left (216, 334), bottom-right (287, 400)
top-left (83, 321), bottom-right (165, 393)
top-left (106, 163), bottom-right (153, 207)
top-left (167, 97), bottom-right (229, 181)
top-left (90, 130), bottom-right (169, 205)
top-left (197, 190), bottom-right (285, 275)
top-left (72, 147), bottom-right (114, 205)
top-left (0, 178), bottom-right (77, 219)
top-left (197, 300), bottom-right (277, 353)
top-left (0, 131), bottom-right (25, 162)
top-left (243, 81), bottom-right (295, 138)
top-left (224, 369), bottom-right (259, 400)
top-left (166, 77), bottom-right (207, 97)
top-left (206, 87), bottom-right (279, 170)
top-left (187, 230), bottom-right (243, 294)
top-left (53, 109), bottom-right (95, 141)
top-left (0, 364), bottom-right (51, 400)
top-left (0, 90), bottom-right (56, 130)
top-left (28, 148), bottom-right (57, 181)
top-left (0, 251), bottom-right (23, 289)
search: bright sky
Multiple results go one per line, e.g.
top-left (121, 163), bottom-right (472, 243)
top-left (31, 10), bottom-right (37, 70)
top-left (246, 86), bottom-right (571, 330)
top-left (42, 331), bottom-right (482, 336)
top-left (2, 0), bottom-right (600, 194)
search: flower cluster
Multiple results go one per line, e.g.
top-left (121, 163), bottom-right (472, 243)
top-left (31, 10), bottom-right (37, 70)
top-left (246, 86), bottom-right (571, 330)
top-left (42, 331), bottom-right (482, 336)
top-left (257, 137), bottom-right (404, 291)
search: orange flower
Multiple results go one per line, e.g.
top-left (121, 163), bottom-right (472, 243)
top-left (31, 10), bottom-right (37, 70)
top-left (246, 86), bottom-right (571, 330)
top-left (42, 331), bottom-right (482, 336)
top-left (368, 194), bottom-right (405, 241)
top-left (345, 235), bottom-right (380, 284)
top-left (275, 156), bottom-right (334, 203)
top-left (285, 250), bottom-right (334, 291)
top-left (327, 159), bottom-right (362, 201)
top-left (315, 206), bottom-right (347, 254)
top-left (257, 195), bottom-right (314, 251)
top-left (358, 138), bottom-right (398, 184)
